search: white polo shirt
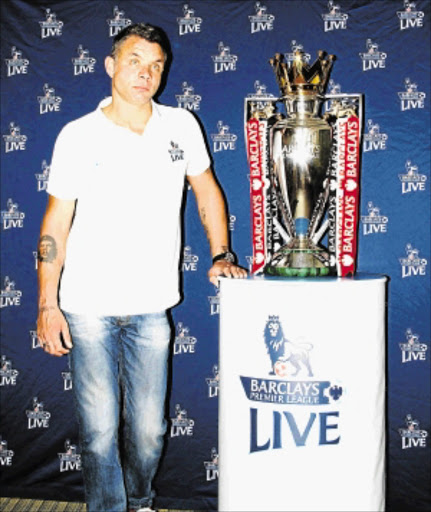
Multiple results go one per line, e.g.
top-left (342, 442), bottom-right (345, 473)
top-left (47, 97), bottom-right (210, 315)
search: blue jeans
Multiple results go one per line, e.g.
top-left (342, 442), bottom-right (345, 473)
top-left (65, 311), bottom-right (171, 512)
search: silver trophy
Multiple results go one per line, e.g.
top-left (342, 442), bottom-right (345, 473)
top-left (245, 48), bottom-right (362, 277)
top-left (267, 50), bottom-right (335, 276)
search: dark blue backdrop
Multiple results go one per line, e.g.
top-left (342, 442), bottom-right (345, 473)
top-left (1, 1), bottom-right (430, 510)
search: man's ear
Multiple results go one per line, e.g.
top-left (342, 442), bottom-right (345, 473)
top-left (105, 56), bottom-right (115, 78)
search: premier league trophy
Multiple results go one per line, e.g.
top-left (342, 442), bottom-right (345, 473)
top-left (245, 47), bottom-right (363, 277)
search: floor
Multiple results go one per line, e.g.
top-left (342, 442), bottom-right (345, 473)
top-left (0, 497), bottom-right (196, 512)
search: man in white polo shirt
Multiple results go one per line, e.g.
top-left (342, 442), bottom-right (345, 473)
top-left (36, 23), bottom-right (246, 512)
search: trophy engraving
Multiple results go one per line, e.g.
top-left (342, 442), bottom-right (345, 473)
top-left (245, 47), bottom-right (363, 277)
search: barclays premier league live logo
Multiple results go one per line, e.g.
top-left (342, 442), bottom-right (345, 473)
top-left (5, 47), bottom-right (29, 77)
top-left (72, 45), bottom-right (96, 75)
top-left (206, 365), bottom-right (219, 398)
top-left (397, 1), bottom-right (424, 30)
top-left (361, 202), bottom-right (388, 236)
top-left (363, 119), bottom-right (388, 152)
top-left (399, 244), bottom-right (427, 278)
top-left (360, 39), bottom-right (387, 71)
top-left (208, 285), bottom-right (220, 316)
top-left (3, 122), bottom-right (27, 153)
top-left (58, 440), bottom-right (81, 472)
top-left (212, 42), bottom-right (238, 74)
top-left (204, 448), bottom-right (219, 481)
top-left (246, 81), bottom-right (276, 115)
top-left (177, 4), bottom-right (202, 35)
top-left (26, 397), bottom-right (51, 429)
top-left (399, 328), bottom-right (428, 364)
top-left (249, 2), bottom-right (274, 33)
top-left (321, 1), bottom-right (349, 32)
top-left (168, 141), bottom-right (185, 163)
top-left (30, 329), bottom-right (41, 350)
top-left (35, 160), bottom-right (50, 192)
top-left (285, 41), bottom-right (311, 65)
top-left (1, 277), bottom-right (22, 308)
top-left (0, 437), bottom-right (14, 466)
top-left (211, 121), bottom-right (237, 153)
top-left (241, 316), bottom-right (343, 452)
top-left (0, 355), bottom-right (19, 386)
top-left (398, 78), bottom-right (426, 111)
top-left (38, 84), bottom-right (62, 114)
top-left (1, 198), bottom-right (25, 230)
top-left (39, 8), bottom-right (63, 39)
top-left (174, 322), bottom-right (197, 355)
top-left (182, 245), bottom-right (198, 271)
top-left (399, 414), bottom-right (428, 449)
top-left (176, 82), bottom-right (202, 111)
top-left (170, 404), bottom-right (195, 437)
top-left (107, 6), bottom-right (132, 37)
top-left (399, 160), bottom-right (427, 194)
top-left (62, 368), bottom-right (72, 391)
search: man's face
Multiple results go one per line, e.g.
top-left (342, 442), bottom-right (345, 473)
top-left (106, 35), bottom-right (165, 107)
top-left (39, 240), bottom-right (52, 259)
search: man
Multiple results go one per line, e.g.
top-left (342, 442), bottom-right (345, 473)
top-left (37, 23), bottom-right (246, 512)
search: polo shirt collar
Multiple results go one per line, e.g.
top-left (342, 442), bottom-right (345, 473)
top-left (96, 96), bottom-right (162, 122)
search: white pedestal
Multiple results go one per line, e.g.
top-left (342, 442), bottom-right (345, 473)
top-left (218, 274), bottom-right (386, 512)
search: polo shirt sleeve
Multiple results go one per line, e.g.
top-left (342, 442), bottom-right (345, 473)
top-left (46, 123), bottom-right (81, 200)
top-left (183, 111), bottom-right (211, 177)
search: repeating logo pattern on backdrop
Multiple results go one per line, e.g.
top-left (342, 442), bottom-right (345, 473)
top-left (26, 397), bottom-right (50, 429)
top-left (58, 440), bottom-right (81, 472)
top-left (398, 78), bottom-right (426, 111)
top-left (399, 328), bottom-right (428, 363)
top-left (177, 4), bottom-right (203, 35)
top-left (363, 119), bottom-right (388, 152)
top-left (72, 45), bottom-right (97, 75)
top-left (1, 199), bottom-right (25, 230)
top-left (0, 276), bottom-right (22, 309)
top-left (5, 47), bottom-right (29, 77)
top-left (0, 437), bottom-right (14, 467)
top-left (399, 244), bottom-right (427, 278)
top-left (399, 414), bottom-right (428, 449)
top-left (359, 39), bottom-right (387, 71)
top-left (397, 1), bottom-right (425, 30)
top-left (3, 122), bottom-right (27, 152)
top-left (0, 355), bottom-right (19, 386)
top-left (361, 202), bottom-right (388, 236)
top-left (174, 322), bottom-right (197, 355)
top-left (398, 160), bottom-right (427, 194)
top-left (204, 447), bottom-right (219, 481)
top-left (107, 6), bottom-right (132, 37)
top-left (212, 42), bottom-right (238, 73)
top-left (249, 2), bottom-right (274, 33)
top-left (38, 84), bottom-right (62, 114)
top-left (170, 403), bottom-right (195, 437)
top-left (39, 8), bottom-right (63, 39)
top-left (321, 1), bottom-right (349, 32)
top-left (176, 82), bottom-right (202, 110)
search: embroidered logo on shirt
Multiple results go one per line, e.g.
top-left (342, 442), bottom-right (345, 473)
top-left (169, 141), bottom-right (184, 162)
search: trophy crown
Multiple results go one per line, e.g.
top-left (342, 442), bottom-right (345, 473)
top-left (269, 49), bottom-right (335, 96)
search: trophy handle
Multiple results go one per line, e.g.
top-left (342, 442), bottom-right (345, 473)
top-left (271, 129), bottom-right (295, 240)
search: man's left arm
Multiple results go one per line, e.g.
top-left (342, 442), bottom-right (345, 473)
top-left (188, 169), bottom-right (247, 285)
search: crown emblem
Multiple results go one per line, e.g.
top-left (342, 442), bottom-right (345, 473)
top-left (270, 49), bottom-right (335, 96)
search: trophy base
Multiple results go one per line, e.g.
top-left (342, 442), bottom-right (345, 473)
top-left (265, 240), bottom-right (331, 277)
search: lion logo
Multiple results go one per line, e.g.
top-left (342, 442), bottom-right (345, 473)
top-left (263, 315), bottom-right (314, 377)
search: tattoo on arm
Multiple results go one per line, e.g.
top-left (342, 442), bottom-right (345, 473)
top-left (200, 207), bottom-right (210, 238)
top-left (37, 235), bottom-right (58, 263)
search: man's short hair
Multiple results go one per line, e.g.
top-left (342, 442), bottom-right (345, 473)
top-left (111, 23), bottom-right (171, 61)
